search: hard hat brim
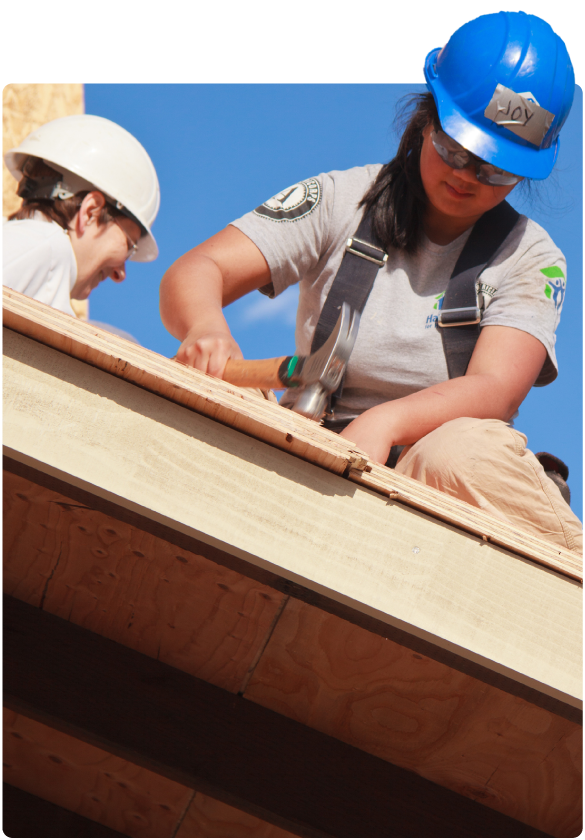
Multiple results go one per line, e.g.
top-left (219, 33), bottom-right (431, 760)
top-left (425, 48), bottom-right (558, 181)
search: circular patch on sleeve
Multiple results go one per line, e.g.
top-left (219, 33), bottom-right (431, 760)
top-left (254, 179), bottom-right (321, 221)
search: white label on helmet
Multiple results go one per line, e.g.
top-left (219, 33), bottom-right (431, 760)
top-left (254, 179), bottom-right (321, 222)
top-left (484, 83), bottom-right (555, 147)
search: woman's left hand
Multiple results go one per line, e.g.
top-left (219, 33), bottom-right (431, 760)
top-left (339, 405), bottom-right (398, 464)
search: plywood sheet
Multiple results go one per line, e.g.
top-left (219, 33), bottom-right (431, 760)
top-left (3, 709), bottom-right (192, 837)
top-left (244, 598), bottom-right (582, 837)
top-left (4, 471), bottom-right (285, 694)
top-left (177, 793), bottom-right (297, 838)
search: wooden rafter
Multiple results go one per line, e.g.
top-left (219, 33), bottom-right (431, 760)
top-left (4, 596), bottom-right (549, 839)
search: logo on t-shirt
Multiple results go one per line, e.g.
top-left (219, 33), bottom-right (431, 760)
top-left (254, 179), bottom-right (321, 222)
top-left (425, 292), bottom-right (444, 328)
top-left (541, 266), bottom-right (565, 312)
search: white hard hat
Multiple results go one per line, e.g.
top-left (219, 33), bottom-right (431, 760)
top-left (4, 114), bottom-right (160, 261)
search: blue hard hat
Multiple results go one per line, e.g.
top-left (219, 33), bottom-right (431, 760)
top-left (424, 11), bottom-right (575, 179)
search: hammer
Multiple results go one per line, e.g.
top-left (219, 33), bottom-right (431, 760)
top-left (222, 302), bottom-right (360, 420)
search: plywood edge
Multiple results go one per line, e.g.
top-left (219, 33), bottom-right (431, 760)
top-left (348, 466), bottom-right (583, 581)
top-left (3, 288), bottom-right (581, 583)
top-left (2, 288), bottom-right (367, 476)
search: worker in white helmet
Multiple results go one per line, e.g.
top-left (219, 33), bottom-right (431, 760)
top-left (3, 114), bottom-right (160, 316)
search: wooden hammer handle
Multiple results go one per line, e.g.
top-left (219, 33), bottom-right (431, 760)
top-left (223, 357), bottom-right (289, 389)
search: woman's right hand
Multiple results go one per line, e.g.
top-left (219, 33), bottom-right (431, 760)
top-left (175, 327), bottom-right (243, 378)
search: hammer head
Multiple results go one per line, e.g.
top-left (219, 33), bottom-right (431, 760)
top-left (285, 302), bottom-right (360, 420)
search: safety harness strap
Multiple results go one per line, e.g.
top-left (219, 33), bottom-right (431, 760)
top-left (310, 210), bottom-right (387, 353)
top-left (437, 200), bottom-right (520, 378)
top-left (310, 199), bottom-right (520, 425)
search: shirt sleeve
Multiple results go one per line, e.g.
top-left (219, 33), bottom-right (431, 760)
top-left (3, 220), bottom-right (77, 316)
top-left (478, 217), bottom-right (566, 385)
top-left (229, 173), bottom-right (336, 298)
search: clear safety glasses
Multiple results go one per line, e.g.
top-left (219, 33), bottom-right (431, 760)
top-left (431, 128), bottom-right (522, 187)
top-left (113, 217), bottom-right (139, 260)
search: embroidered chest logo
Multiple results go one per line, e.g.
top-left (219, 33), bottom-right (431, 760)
top-left (541, 266), bottom-right (566, 311)
top-left (254, 179), bottom-right (321, 222)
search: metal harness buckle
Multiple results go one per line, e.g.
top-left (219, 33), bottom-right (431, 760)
top-left (345, 237), bottom-right (388, 266)
top-left (438, 306), bottom-right (481, 327)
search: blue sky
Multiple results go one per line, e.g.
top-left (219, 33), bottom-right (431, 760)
top-left (83, 82), bottom-right (583, 517)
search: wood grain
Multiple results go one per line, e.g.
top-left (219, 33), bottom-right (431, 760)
top-left (177, 793), bottom-right (298, 838)
top-left (3, 288), bottom-right (368, 475)
top-left (5, 597), bottom-right (548, 839)
top-left (3, 325), bottom-right (582, 707)
top-left (3, 709), bottom-right (193, 838)
top-left (3, 470), bottom-right (285, 694)
top-left (3, 287), bottom-right (581, 580)
top-left (244, 597), bottom-right (581, 838)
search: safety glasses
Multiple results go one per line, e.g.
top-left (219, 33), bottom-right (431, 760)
top-left (431, 128), bottom-right (522, 187)
top-left (113, 217), bottom-right (139, 260)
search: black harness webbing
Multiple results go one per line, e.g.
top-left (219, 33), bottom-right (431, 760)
top-left (310, 210), bottom-right (387, 353)
top-left (312, 199), bottom-right (520, 421)
top-left (437, 200), bottom-right (520, 378)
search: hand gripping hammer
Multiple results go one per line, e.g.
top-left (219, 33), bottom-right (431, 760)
top-left (222, 302), bottom-right (360, 421)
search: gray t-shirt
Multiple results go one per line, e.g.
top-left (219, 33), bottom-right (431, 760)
top-left (231, 165), bottom-right (566, 418)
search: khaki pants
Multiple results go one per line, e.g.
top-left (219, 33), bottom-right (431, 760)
top-left (396, 417), bottom-right (583, 554)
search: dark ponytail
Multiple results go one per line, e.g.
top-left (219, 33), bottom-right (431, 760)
top-left (360, 92), bottom-right (439, 253)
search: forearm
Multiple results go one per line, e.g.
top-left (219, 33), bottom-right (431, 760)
top-left (381, 374), bottom-right (515, 441)
top-left (160, 250), bottom-right (228, 342)
top-left (340, 373), bottom-right (522, 464)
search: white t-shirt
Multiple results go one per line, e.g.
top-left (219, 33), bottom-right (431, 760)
top-left (3, 217), bottom-right (78, 316)
top-left (231, 165), bottom-right (567, 418)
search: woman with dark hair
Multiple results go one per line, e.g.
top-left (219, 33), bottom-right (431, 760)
top-left (159, 11), bottom-right (582, 551)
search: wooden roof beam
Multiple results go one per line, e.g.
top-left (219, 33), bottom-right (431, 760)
top-left (4, 596), bottom-right (550, 839)
top-left (2, 783), bottom-right (128, 839)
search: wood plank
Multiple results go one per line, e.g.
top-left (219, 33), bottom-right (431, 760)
top-left (244, 598), bottom-right (582, 837)
top-left (347, 464), bottom-right (582, 581)
top-left (5, 458), bottom-right (579, 724)
top-left (2, 783), bottom-right (127, 838)
top-left (3, 595), bottom-right (549, 839)
top-left (3, 326), bottom-right (582, 707)
top-left (3, 287), bottom-right (581, 580)
top-left (3, 709), bottom-right (193, 837)
top-left (3, 470), bottom-right (286, 694)
top-left (177, 793), bottom-right (297, 838)
top-left (2, 287), bottom-right (368, 476)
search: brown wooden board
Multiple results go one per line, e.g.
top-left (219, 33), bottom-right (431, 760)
top-left (4, 459), bottom-right (580, 725)
top-left (244, 598), bottom-right (582, 837)
top-left (2, 783), bottom-right (128, 838)
top-left (177, 793), bottom-right (298, 838)
top-left (3, 711), bottom-right (297, 838)
top-left (3, 708), bottom-right (193, 837)
top-left (3, 469), bottom-right (286, 695)
top-left (4, 595), bottom-right (549, 838)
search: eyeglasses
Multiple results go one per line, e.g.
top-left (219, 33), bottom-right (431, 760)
top-left (113, 217), bottom-right (139, 260)
top-left (430, 128), bottom-right (522, 187)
